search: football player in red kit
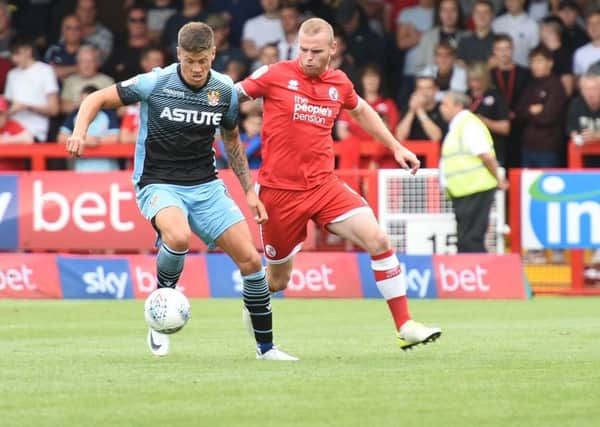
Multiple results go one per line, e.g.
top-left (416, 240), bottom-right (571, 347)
top-left (236, 18), bottom-right (441, 349)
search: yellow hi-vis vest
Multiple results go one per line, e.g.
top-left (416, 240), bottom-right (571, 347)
top-left (441, 111), bottom-right (498, 198)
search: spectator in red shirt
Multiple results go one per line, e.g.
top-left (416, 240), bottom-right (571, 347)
top-left (0, 95), bottom-right (35, 170)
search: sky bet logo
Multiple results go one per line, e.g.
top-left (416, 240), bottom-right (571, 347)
top-left (522, 171), bottom-right (600, 249)
top-left (57, 257), bottom-right (134, 299)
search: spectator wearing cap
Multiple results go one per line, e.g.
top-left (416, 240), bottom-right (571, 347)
top-left (492, 0), bottom-right (539, 67)
top-left (5, 37), bottom-right (59, 142)
top-left (336, 0), bottom-right (386, 71)
top-left (557, 0), bottom-right (589, 55)
top-left (539, 15), bottom-right (574, 95)
top-left (421, 40), bottom-right (467, 102)
top-left (102, 5), bottom-right (151, 82)
top-left (241, 0), bottom-right (284, 62)
top-left (0, 95), bottom-right (34, 171)
top-left (278, 4), bottom-right (300, 61)
top-left (207, 13), bottom-right (248, 75)
top-left (456, 0), bottom-right (496, 66)
top-left (573, 9), bottom-right (600, 76)
top-left (44, 14), bottom-right (82, 82)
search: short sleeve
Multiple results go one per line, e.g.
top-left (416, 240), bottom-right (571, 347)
top-left (464, 119), bottom-right (493, 156)
top-left (341, 75), bottom-right (359, 110)
top-left (239, 64), bottom-right (273, 100)
top-left (116, 70), bottom-right (158, 105)
top-left (221, 80), bottom-right (240, 130)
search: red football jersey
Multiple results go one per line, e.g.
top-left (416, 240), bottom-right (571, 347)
top-left (240, 60), bottom-right (359, 190)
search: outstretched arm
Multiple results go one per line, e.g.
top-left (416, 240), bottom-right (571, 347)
top-left (65, 85), bottom-right (123, 157)
top-left (221, 126), bottom-right (268, 224)
top-left (348, 98), bottom-right (420, 174)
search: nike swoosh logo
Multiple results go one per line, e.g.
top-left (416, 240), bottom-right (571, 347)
top-left (149, 331), bottom-right (162, 351)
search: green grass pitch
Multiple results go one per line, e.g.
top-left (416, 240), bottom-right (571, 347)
top-left (1, 298), bottom-right (599, 427)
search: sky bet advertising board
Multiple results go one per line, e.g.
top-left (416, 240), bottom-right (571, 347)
top-left (521, 171), bottom-right (600, 249)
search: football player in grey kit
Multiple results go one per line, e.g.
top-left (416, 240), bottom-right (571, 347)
top-left (66, 22), bottom-right (297, 361)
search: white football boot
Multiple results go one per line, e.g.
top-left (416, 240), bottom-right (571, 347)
top-left (397, 320), bottom-right (442, 350)
top-left (147, 328), bottom-right (170, 357)
top-left (256, 346), bottom-right (299, 361)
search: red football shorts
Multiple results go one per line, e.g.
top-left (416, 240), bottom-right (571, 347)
top-left (258, 176), bottom-right (371, 263)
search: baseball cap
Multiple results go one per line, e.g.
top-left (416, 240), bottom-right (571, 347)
top-left (0, 96), bottom-right (8, 113)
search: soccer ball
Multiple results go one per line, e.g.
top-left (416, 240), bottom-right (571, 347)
top-left (144, 288), bottom-right (191, 334)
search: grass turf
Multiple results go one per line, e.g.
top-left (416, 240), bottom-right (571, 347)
top-left (1, 298), bottom-right (599, 427)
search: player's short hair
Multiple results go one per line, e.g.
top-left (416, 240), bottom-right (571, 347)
top-left (435, 40), bottom-right (456, 56)
top-left (529, 44), bottom-right (553, 61)
top-left (178, 21), bottom-right (214, 53)
top-left (446, 91), bottom-right (470, 108)
top-left (299, 18), bottom-right (334, 45)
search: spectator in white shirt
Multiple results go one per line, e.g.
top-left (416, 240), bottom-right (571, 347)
top-left (573, 9), bottom-right (600, 76)
top-left (242, 0), bottom-right (285, 61)
top-left (492, 0), bottom-right (539, 67)
top-left (4, 37), bottom-right (59, 142)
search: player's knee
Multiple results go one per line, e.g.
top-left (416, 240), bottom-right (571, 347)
top-left (365, 230), bottom-right (391, 255)
top-left (161, 227), bottom-right (191, 252)
top-left (236, 250), bottom-right (263, 276)
top-left (267, 268), bottom-right (291, 292)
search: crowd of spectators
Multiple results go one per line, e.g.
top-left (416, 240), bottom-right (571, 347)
top-left (0, 0), bottom-right (599, 174)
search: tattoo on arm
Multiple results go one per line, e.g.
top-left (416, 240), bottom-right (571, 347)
top-left (234, 83), bottom-right (252, 103)
top-left (221, 127), bottom-right (252, 192)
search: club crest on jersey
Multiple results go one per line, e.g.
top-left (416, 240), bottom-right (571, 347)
top-left (329, 87), bottom-right (338, 101)
top-left (207, 90), bottom-right (220, 106)
top-left (265, 245), bottom-right (277, 258)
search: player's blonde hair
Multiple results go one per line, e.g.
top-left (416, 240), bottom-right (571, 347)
top-left (178, 21), bottom-right (214, 53)
top-left (299, 18), bottom-right (334, 45)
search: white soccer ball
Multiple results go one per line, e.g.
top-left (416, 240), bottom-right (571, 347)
top-left (144, 288), bottom-right (191, 334)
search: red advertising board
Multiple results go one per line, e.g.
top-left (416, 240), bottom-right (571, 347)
top-left (282, 252), bottom-right (362, 298)
top-left (0, 254), bottom-right (62, 299)
top-left (433, 254), bottom-right (527, 299)
top-left (127, 254), bottom-right (210, 299)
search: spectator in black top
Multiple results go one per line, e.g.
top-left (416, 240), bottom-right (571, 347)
top-left (457, 0), bottom-right (496, 66)
top-left (515, 45), bottom-right (568, 167)
top-left (206, 14), bottom-right (248, 75)
top-left (329, 32), bottom-right (359, 86)
top-left (161, 0), bottom-right (208, 57)
top-left (335, 0), bottom-right (386, 70)
top-left (467, 62), bottom-right (510, 165)
top-left (45, 14), bottom-right (82, 82)
top-left (566, 72), bottom-right (600, 166)
top-left (556, 0), bottom-right (589, 55)
top-left (539, 15), bottom-right (574, 95)
top-left (489, 34), bottom-right (530, 111)
top-left (103, 5), bottom-right (151, 82)
top-left (396, 74), bottom-right (446, 145)
top-left (0, 0), bottom-right (14, 59)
